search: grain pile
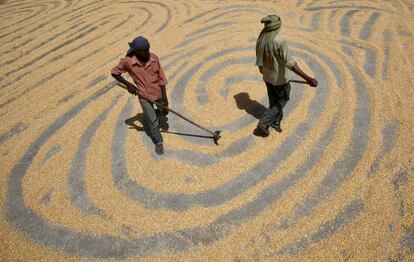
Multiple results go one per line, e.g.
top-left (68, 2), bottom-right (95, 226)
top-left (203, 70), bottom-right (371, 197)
top-left (0, 0), bottom-right (413, 261)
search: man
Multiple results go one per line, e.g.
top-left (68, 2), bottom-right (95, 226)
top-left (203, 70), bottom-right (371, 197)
top-left (255, 15), bottom-right (318, 136)
top-left (111, 36), bottom-right (168, 155)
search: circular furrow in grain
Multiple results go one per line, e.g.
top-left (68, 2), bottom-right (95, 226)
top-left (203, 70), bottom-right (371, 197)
top-left (1, 0), bottom-right (411, 260)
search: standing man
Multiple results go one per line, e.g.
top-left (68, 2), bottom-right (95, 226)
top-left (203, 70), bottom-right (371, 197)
top-left (255, 15), bottom-right (318, 136)
top-left (111, 36), bottom-right (168, 155)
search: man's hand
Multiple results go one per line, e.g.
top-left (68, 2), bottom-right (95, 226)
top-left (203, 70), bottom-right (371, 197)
top-left (159, 106), bottom-right (169, 116)
top-left (292, 65), bottom-right (318, 87)
top-left (126, 83), bottom-right (137, 95)
top-left (307, 78), bottom-right (318, 87)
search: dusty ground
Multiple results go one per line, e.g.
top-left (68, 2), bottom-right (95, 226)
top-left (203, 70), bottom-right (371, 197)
top-left (0, 0), bottom-right (413, 261)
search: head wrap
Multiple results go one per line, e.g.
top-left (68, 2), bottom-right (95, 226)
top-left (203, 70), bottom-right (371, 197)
top-left (255, 15), bottom-right (281, 68)
top-left (127, 36), bottom-right (150, 56)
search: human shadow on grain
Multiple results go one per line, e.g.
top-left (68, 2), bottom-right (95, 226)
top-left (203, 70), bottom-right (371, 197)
top-left (234, 92), bottom-right (266, 120)
top-left (234, 92), bottom-right (270, 137)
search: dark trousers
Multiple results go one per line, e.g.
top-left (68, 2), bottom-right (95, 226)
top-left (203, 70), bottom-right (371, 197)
top-left (260, 81), bottom-right (291, 127)
top-left (139, 99), bottom-right (163, 145)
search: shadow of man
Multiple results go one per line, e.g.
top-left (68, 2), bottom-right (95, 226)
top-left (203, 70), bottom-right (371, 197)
top-left (125, 113), bottom-right (144, 131)
top-left (125, 113), bottom-right (169, 132)
top-left (234, 92), bottom-right (281, 137)
top-left (234, 92), bottom-right (266, 120)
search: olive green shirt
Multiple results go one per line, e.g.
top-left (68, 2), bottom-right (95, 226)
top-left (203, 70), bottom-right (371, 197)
top-left (258, 35), bottom-right (296, 86)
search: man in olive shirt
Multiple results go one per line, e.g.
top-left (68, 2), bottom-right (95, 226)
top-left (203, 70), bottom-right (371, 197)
top-left (255, 15), bottom-right (318, 136)
top-left (111, 36), bottom-right (168, 155)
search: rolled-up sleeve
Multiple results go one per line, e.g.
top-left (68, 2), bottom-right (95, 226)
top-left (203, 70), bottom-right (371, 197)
top-left (279, 41), bottom-right (297, 70)
top-left (111, 58), bottom-right (127, 75)
top-left (156, 58), bottom-right (168, 86)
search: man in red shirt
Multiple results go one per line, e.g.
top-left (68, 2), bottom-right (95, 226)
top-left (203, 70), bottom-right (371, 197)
top-left (111, 36), bottom-right (168, 155)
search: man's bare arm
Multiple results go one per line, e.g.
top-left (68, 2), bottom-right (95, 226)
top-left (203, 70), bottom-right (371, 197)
top-left (111, 74), bottom-right (137, 94)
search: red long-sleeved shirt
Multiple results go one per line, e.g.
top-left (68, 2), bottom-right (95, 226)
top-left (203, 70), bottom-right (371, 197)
top-left (111, 53), bottom-right (168, 101)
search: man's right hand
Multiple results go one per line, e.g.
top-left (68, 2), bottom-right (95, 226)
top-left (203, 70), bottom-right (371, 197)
top-left (126, 83), bottom-right (137, 95)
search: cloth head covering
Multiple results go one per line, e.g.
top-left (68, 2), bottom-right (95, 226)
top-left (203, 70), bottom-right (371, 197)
top-left (127, 36), bottom-right (150, 56)
top-left (255, 15), bottom-right (281, 69)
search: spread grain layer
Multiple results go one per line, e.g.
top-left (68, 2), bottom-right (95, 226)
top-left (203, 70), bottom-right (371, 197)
top-left (0, 0), bottom-right (413, 261)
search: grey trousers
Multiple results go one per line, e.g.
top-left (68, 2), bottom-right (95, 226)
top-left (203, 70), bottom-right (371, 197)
top-left (260, 81), bottom-right (291, 127)
top-left (139, 99), bottom-right (163, 145)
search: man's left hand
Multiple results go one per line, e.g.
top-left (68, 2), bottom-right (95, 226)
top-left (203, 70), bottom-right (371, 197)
top-left (307, 78), bottom-right (318, 87)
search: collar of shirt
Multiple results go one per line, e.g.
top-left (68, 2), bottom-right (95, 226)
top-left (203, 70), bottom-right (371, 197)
top-left (130, 54), bottom-right (156, 69)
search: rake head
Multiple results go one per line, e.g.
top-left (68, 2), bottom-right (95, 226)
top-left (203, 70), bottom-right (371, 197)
top-left (213, 131), bottom-right (221, 145)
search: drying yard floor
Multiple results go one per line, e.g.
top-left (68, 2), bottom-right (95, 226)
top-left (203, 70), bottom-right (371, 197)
top-left (0, 0), bottom-right (413, 261)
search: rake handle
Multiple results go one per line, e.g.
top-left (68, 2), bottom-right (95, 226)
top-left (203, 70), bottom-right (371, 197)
top-left (290, 79), bottom-right (309, 84)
